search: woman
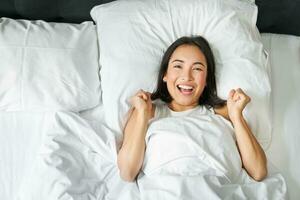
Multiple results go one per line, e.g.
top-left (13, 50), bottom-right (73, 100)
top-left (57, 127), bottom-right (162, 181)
top-left (117, 36), bottom-right (267, 182)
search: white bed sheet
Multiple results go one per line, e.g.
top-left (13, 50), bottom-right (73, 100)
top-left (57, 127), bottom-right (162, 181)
top-left (79, 33), bottom-right (300, 199)
top-left (1, 33), bottom-right (299, 200)
top-left (261, 33), bottom-right (300, 200)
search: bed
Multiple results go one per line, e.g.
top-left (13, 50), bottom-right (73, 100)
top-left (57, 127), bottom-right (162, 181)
top-left (0, 0), bottom-right (299, 199)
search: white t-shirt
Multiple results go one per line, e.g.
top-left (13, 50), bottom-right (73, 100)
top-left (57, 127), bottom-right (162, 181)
top-left (153, 102), bottom-right (214, 118)
top-left (149, 102), bottom-right (235, 141)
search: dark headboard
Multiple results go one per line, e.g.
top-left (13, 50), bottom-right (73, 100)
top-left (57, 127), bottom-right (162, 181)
top-left (0, 0), bottom-right (299, 36)
top-left (256, 0), bottom-right (300, 36)
top-left (0, 0), bottom-right (116, 23)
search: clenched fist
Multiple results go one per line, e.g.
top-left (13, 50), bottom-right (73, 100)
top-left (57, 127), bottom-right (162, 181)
top-left (227, 88), bottom-right (251, 122)
top-left (130, 89), bottom-right (153, 119)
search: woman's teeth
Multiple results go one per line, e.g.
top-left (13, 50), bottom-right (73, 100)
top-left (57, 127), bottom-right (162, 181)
top-left (177, 85), bottom-right (194, 93)
top-left (178, 85), bottom-right (193, 90)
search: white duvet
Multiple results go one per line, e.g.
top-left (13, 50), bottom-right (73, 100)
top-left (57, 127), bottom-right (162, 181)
top-left (2, 111), bottom-right (286, 200)
top-left (139, 113), bottom-right (287, 200)
top-left (143, 112), bottom-right (241, 182)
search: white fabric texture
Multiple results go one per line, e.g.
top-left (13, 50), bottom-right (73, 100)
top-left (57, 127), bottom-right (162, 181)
top-left (91, 0), bottom-right (272, 148)
top-left (0, 17), bottom-right (101, 112)
top-left (143, 104), bottom-right (241, 182)
top-left (0, 111), bottom-right (139, 200)
top-left (0, 111), bottom-right (287, 200)
top-left (0, 32), bottom-right (295, 200)
top-left (0, 112), bottom-right (47, 200)
top-left (261, 33), bottom-right (300, 200)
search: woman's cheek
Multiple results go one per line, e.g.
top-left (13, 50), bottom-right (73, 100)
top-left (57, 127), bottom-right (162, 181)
top-left (168, 73), bottom-right (179, 82)
top-left (196, 72), bottom-right (207, 85)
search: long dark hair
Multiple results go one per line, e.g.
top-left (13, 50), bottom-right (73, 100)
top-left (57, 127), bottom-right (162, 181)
top-left (151, 36), bottom-right (226, 108)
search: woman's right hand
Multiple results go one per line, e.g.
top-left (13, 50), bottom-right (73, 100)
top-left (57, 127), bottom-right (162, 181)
top-left (119, 89), bottom-right (152, 182)
top-left (130, 89), bottom-right (153, 118)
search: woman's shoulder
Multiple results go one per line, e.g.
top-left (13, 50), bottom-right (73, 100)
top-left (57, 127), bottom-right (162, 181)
top-left (213, 104), bottom-right (230, 121)
top-left (151, 100), bottom-right (170, 119)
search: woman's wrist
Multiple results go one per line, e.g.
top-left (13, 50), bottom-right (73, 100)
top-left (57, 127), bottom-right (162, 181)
top-left (136, 108), bottom-right (151, 121)
top-left (229, 112), bottom-right (244, 126)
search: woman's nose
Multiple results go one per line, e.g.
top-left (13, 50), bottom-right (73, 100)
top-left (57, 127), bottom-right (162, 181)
top-left (181, 69), bottom-right (193, 81)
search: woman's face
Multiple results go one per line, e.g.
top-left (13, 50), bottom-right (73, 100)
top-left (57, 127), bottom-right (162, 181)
top-left (163, 44), bottom-right (207, 111)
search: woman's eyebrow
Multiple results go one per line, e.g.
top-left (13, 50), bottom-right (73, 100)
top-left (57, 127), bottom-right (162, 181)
top-left (171, 59), bottom-right (206, 67)
top-left (193, 61), bottom-right (206, 67)
top-left (171, 59), bottom-right (184, 63)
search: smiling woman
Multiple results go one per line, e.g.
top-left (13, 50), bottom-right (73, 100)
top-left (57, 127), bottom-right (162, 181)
top-left (163, 44), bottom-right (208, 111)
top-left (117, 36), bottom-right (268, 183)
top-left (151, 36), bottom-right (226, 112)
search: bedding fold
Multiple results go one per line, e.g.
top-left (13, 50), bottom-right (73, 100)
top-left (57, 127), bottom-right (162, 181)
top-left (1, 111), bottom-right (287, 199)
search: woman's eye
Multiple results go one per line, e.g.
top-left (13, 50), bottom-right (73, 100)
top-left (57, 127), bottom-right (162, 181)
top-left (193, 67), bottom-right (202, 71)
top-left (174, 65), bottom-right (182, 69)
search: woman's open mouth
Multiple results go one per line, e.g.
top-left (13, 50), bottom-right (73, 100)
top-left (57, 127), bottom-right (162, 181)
top-left (177, 84), bottom-right (194, 95)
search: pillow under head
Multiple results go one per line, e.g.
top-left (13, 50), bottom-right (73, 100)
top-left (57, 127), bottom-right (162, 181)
top-left (91, 0), bottom-right (271, 149)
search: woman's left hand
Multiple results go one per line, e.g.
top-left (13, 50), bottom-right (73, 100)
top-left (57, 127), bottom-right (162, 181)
top-left (227, 88), bottom-right (251, 122)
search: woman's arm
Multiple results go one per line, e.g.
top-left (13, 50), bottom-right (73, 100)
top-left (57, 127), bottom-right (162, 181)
top-left (117, 108), bottom-right (149, 182)
top-left (226, 88), bottom-right (267, 181)
top-left (231, 114), bottom-right (267, 181)
top-left (117, 90), bottom-right (153, 182)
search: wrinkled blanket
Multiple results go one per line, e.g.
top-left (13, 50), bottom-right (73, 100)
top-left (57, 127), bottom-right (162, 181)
top-left (16, 112), bottom-right (286, 200)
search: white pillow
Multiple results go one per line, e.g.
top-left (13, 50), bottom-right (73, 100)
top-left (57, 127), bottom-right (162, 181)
top-left (91, 0), bottom-right (271, 149)
top-left (0, 17), bottom-right (101, 112)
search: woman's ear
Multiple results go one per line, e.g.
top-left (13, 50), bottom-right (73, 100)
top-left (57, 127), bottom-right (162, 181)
top-left (163, 76), bottom-right (167, 82)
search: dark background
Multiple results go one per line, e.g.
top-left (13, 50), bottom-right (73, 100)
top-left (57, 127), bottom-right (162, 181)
top-left (0, 0), bottom-right (299, 36)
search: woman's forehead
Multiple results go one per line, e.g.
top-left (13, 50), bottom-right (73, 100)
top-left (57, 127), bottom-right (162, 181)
top-left (169, 44), bottom-right (207, 64)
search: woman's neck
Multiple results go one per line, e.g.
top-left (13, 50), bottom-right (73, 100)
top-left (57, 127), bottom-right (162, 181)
top-left (168, 102), bottom-right (198, 112)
